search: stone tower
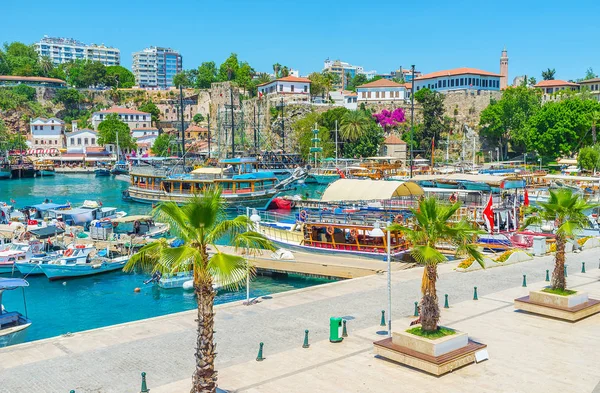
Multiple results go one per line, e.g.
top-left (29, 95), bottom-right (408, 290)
top-left (500, 47), bottom-right (509, 89)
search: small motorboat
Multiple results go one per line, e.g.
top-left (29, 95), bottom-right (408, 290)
top-left (39, 247), bottom-right (129, 280)
top-left (150, 271), bottom-right (221, 291)
top-left (0, 277), bottom-right (31, 347)
top-left (94, 166), bottom-right (111, 177)
top-left (0, 241), bottom-right (45, 274)
top-left (14, 244), bottom-right (94, 276)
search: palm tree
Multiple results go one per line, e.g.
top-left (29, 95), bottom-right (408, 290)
top-left (272, 63), bottom-right (281, 78)
top-left (124, 189), bottom-right (275, 393)
top-left (280, 66), bottom-right (289, 77)
top-left (39, 56), bottom-right (54, 77)
top-left (256, 73), bottom-right (272, 85)
top-left (339, 111), bottom-right (370, 141)
top-left (541, 68), bottom-right (556, 81)
top-left (523, 189), bottom-right (597, 291)
top-left (388, 197), bottom-right (483, 332)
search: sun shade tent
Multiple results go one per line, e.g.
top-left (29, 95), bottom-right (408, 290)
top-left (320, 179), bottom-right (424, 202)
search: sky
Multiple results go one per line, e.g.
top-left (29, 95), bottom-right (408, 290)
top-left (2, 0), bottom-right (600, 82)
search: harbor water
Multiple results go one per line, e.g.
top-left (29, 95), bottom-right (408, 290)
top-left (0, 174), bottom-right (330, 344)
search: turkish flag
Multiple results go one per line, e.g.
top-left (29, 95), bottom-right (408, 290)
top-left (483, 194), bottom-right (495, 234)
top-left (524, 189), bottom-right (529, 207)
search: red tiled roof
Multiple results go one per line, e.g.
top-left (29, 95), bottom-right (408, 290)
top-left (0, 75), bottom-right (66, 84)
top-left (257, 75), bottom-right (311, 87)
top-left (357, 79), bottom-right (404, 89)
top-left (95, 106), bottom-right (150, 115)
top-left (384, 134), bottom-right (406, 145)
top-left (403, 82), bottom-right (412, 90)
top-left (186, 125), bottom-right (208, 132)
top-left (86, 147), bottom-right (106, 153)
top-left (415, 68), bottom-right (502, 81)
top-left (534, 79), bottom-right (579, 88)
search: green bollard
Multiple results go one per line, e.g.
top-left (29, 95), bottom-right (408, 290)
top-left (302, 330), bottom-right (310, 348)
top-left (545, 269), bottom-right (550, 282)
top-left (444, 294), bottom-right (449, 309)
top-left (522, 274), bottom-right (527, 287)
top-left (140, 372), bottom-right (148, 393)
top-left (413, 301), bottom-right (419, 317)
top-left (564, 265), bottom-right (568, 277)
top-left (70, 391), bottom-right (75, 393)
top-left (342, 320), bottom-right (348, 337)
top-left (582, 262), bottom-right (586, 273)
top-left (380, 310), bottom-right (386, 326)
top-left (256, 342), bottom-right (264, 361)
top-left (473, 286), bottom-right (478, 300)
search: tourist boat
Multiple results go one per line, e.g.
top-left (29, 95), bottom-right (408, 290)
top-left (0, 278), bottom-right (31, 347)
top-left (46, 201), bottom-right (126, 228)
top-left (124, 158), bottom-right (308, 208)
top-left (94, 166), bottom-right (111, 176)
top-left (39, 247), bottom-right (129, 280)
top-left (0, 240), bottom-right (44, 274)
top-left (14, 244), bottom-right (93, 276)
top-left (91, 215), bottom-right (170, 239)
top-left (111, 161), bottom-right (129, 175)
top-left (0, 161), bottom-right (11, 180)
top-left (34, 160), bottom-right (56, 177)
top-left (9, 161), bottom-right (36, 179)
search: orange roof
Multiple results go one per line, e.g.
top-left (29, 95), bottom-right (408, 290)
top-left (415, 68), bottom-right (502, 81)
top-left (385, 134), bottom-right (406, 145)
top-left (186, 125), bottom-right (208, 132)
top-left (403, 82), bottom-right (412, 90)
top-left (0, 75), bottom-right (66, 84)
top-left (257, 75), bottom-right (311, 86)
top-left (95, 106), bottom-right (150, 115)
top-left (534, 79), bottom-right (579, 88)
top-left (356, 79), bottom-right (404, 89)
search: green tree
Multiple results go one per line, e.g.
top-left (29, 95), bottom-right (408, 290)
top-left (0, 119), bottom-right (9, 151)
top-left (173, 70), bottom-right (196, 88)
top-left (97, 113), bottom-right (136, 150)
top-left (280, 66), bottom-right (289, 77)
top-left (339, 110), bottom-right (370, 141)
top-left (11, 84), bottom-right (36, 101)
top-left (583, 67), bottom-right (597, 81)
top-left (343, 123), bottom-right (384, 158)
top-left (39, 56), bottom-right (54, 77)
top-left (218, 53), bottom-right (240, 81)
top-left (138, 101), bottom-right (161, 125)
top-left (541, 68), bottom-right (556, 81)
top-left (65, 60), bottom-right (107, 88)
top-left (292, 111), bottom-right (334, 159)
top-left (479, 86), bottom-right (542, 155)
top-left (255, 73), bottom-right (272, 86)
top-left (320, 107), bottom-right (349, 131)
top-left (528, 76), bottom-right (537, 87)
top-left (236, 62), bottom-right (255, 94)
top-left (308, 72), bottom-right (326, 98)
top-left (151, 133), bottom-right (177, 156)
top-left (346, 74), bottom-right (368, 91)
top-left (0, 50), bottom-right (10, 75)
top-left (524, 189), bottom-right (597, 291)
top-left (193, 113), bottom-right (205, 124)
top-left (53, 88), bottom-right (83, 108)
top-left (196, 61), bottom-right (218, 88)
top-left (124, 191), bottom-right (275, 393)
top-left (388, 197), bottom-right (483, 333)
top-left (4, 42), bottom-right (41, 76)
top-left (577, 146), bottom-right (600, 171)
top-left (414, 88), bottom-right (447, 149)
top-left (105, 66), bottom-right (136, 88)
top-left (272, 63), bottom-right (281, 78)
top-left (591, 110), bottom-right (600, 144)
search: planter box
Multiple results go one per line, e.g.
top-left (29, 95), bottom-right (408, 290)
top-left (529, 290), bottom-right (588, 308)
top-left (392, 326), bottom-right (468, 357)
top-left (515, 290), bottom-right (600, 322)
top-left (374, 326), bottom-right (486, 376)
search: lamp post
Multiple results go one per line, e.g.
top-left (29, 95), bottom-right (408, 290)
top-left (245, 207), bottom-right (262, 305)
top-left (370, 221), bottom-right (391, 336)
top-left (495, 147), bottom-right (500, 163)
top-left (538, 158), bottom-right (542, 171)
top-left (489, 151), bottom-right (492, 163)
top-left (524, 152), bottom-right (527, 169)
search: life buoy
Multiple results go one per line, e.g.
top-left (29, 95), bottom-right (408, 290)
top-left (350, 228), bottom-right (358, 238)
top-left (64, 248), bottom-right (74, 257)
top-left (394, 214), bottom-right (404, 224)
top-left (449, 193), bottom-right (458, 203)
top-left (299, 210), bottom-right (308, 220)
top-left (101, 218), bottom-right (111, 222)
top-left (112, 222), bottom-right (118, 228)
top-left (326, 226), bottom-right (334, 235)
top-left (76, 244), bottom-right (85, 249)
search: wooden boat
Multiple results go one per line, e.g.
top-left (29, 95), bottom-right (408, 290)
top-left (0, 240), bottom-right (44, 274)
top-left (94, 167), bottom-right (111, 176)
top-left (34, 160), bottom-right (56, 177)
top-left (0, 278), bottom-right (31, 347)
top-left (39, 247), bottom-right (129, 280)
top-left (110, 161), bottom-right (129, 175)
top-left (15, 244), bottom-right (94, 276)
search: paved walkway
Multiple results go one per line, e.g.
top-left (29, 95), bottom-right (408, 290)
top-left (1, 249), bottom-right (599, 392)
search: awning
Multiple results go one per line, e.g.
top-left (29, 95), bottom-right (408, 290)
top-left (28, 225), bottom-right (65, 238)
top-left (191, 167), bottom-right (223, 175)
top-left (0, 278), bottom-right (29, 290)
top-left (320, 179), bottom-right (424, 202)
top-left (85, 157), bottom-right (113, 162)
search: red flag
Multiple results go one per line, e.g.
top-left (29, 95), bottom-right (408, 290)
top-left (524, 189), bottom-right (529, 207)
top-left (483, 194), bottom-right (495, 234)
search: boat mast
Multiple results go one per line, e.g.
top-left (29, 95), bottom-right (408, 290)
top-left (230, 86), bottom-right (235, 158)
top-left (179, 84), bottom-right (186, 170)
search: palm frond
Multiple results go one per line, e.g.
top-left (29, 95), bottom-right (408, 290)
top-left (207, 215), bottom-right (251, 244)
top-left (153, 202), bottom-right (193, 241)
top-left (411, 244), bottom-right (446, 266)
top-left (123, 239), bottom-right (168, 273)
top-left (231, 231), bottom-right (277, 256)
top-left (159, 245), bottom-right (201, 274)
top-left (208, 252), bottom-right (252, 290)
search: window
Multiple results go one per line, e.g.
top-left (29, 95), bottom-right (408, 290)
top-left (443, 80), bottom-right (446, 88)
top-left (91, 138), bottom-right (95, 145)
top-left (367, 92), bottom-right (371, 98)
top-left (395, 91), bottom-right (399, 98)
top-left (304, 85), bottom-right (308, 93)
top-left (144, 132), bottom-right (147, 135)
top-left (70, 138), bottom-right (74, 145)
top-left (279, 84), bottom-right (283, 92)
top-left (451, 79), bottom-right (454, 87)
top-left (460, 78), bottom-right (464, 86)
top-left (291, 85), bottom-right (294, 92)
top-left (55, 140), bottom-right (58, 144)
top-left (51, 126), bottom-right (55, 130)
top-left (84, 138), bottom-right (88, 145)
top-left (136, 115), bottom-right (139, 120)
top-left (77, 138), bottom-right (81, 145)
top-left (33, 125), bottom-right (37, 130)
top-left (375, 91), bottom-right (379, 98)
top-left (143, 123), bottom-right (146, 128)
top-left (362, 91), bottom-right (366, 98)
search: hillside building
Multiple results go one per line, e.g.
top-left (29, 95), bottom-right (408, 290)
top-left (34, 36), bottom-right (120, 66)
top-left (132, 47), bottom-right (182, 89)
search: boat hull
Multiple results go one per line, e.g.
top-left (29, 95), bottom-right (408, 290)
top-left (0, 170), bottom-right (11, 180)
top-left (10, 168), bottom-right (36, 178)
top-left (39, 260), bottom-right (127, 280)
top-left (14, 262), bottom-right (45, 276)
top-left (37, 170), bottom-right (56, 177)
top-left (0, 320), bottom-right (31, 348)
top-left (95, 169), bottom-right (111, 177)
top-left (310, 174), bottom-right (340, 185)
top-left (0, 265), bottom-right (15, 274)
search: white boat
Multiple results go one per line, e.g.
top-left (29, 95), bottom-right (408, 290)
top-left (0, 241), bottom-right (44, 274)
top-left (0, 278), bottom-right (31, 347)
top-left (154, 271), bottom-right (221, 291)
top-left (14, 244), bottom-right (94, 276)
top-left (39, 248), bottom-right (129, 280)
top-left (110, 215), bottom-right (170, 238)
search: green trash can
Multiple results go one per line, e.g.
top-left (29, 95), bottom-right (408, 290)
top-left (329, 317), bottom-right (343, 343)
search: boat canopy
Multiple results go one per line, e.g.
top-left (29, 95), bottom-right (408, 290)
top-left (27, 203), bottom-right (70, 211)
top-left (0, 278), bottom-right (29, 290)
top-left (191, 167), bottom-right (223, 175)
top-left (545, 174), bottom-right (600, 182)
top-left (111, 215), bottom-right (152, 223)
top-left (412, 173), bottom-right (508, 185)
top-left (28, 225), bottom-right (65, 238)
top-left (320, 179), bottom-right (424, 202)
top-left (220, 157), bottom-right (258, 164)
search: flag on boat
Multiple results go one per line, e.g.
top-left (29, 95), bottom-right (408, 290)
top-left (524, 189), bottom-right (529, 207)
top-left (483, 194), bottom-right (494, 234)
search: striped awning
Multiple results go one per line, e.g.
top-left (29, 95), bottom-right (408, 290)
top-left (27, 148), bottom-right (59, 155)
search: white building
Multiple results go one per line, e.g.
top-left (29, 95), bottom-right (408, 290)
top-left (30, 117), bottom-right (65, 149)
top-left (131, 127), bottom-right (159, 139)
top-left (578, 78), bottom-right (600, 101)
top-left (323, 58), bottom-right (377, 89)
top-left (65, 129), bottom-right (99, 153)
top-left (257, 76), bottom-right (311, 96)
top-left (34, 36), bottom-right (120, 66)
top-left (132, 47), bottom-right (183, 89)
top-left (413, 68), bottom-right (502, 93)
top-left (356, 79), bottom-right (410, 103)
top-left (534, 80), bottom-right (580, 95)
top-left (92, 106), bottom-right (152, 130)
top-left (135, 135), bottom-right (158, 155)
top-left (329, 90), bottom-right (358, 110)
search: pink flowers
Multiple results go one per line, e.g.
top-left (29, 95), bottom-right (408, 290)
top-left (372, 108), bottom-right (406, 129)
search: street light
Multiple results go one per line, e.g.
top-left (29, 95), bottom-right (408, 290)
top-left (370, 221), bottom-right (391, 336)
top-left (524, 153), bottom-right (527, 169)
top-left (538, 158), bottom-right (542, 171)
top-left (488, 151), bottom-right (492, 163)
top-left (495, 147), bottom-right (500, 162)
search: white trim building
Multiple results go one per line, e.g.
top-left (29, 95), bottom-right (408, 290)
top-left (356, 79), bottom-right (410, 103)
top-left (65, 129), bottom-right (99, 153)
top-left (257, 76), bottom-right (311, 96)
top-left (34, 36), bottom-right (120, 66)
top-left (413, 68), bottom-right (502, 93)
top-left (92, 106), bottom-right (152, 130)
top-left (30, 117), bottom-right (65, 149)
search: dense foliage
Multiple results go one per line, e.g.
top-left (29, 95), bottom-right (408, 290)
top-left (414, 88), bottom-right (448, 149)
top-left (97, 113), bottom-right (136, 150)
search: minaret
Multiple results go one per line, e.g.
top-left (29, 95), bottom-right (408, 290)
top-left (500, 47), bottom-right (509, 89)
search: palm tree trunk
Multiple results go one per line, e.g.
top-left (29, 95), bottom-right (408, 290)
top-left (420, 264), bottom-right (440, 332)
top-left (191, 282), bottom-right (217, 393)
top-left (552, 232), bottom-right (567, 291)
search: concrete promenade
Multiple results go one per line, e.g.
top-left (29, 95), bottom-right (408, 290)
top-left (1, 249), bottom-right (600, 392)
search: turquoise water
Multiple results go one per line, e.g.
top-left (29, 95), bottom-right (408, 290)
top-left (0, 174), bottom-right (331, 343)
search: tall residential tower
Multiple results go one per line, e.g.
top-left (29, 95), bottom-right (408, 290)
top-left (500, 47), bottom-right (509, 89)
top-left (132, 47), bottom-right (182, 89)
top-left (34, 36), bottom-right (120, 66)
